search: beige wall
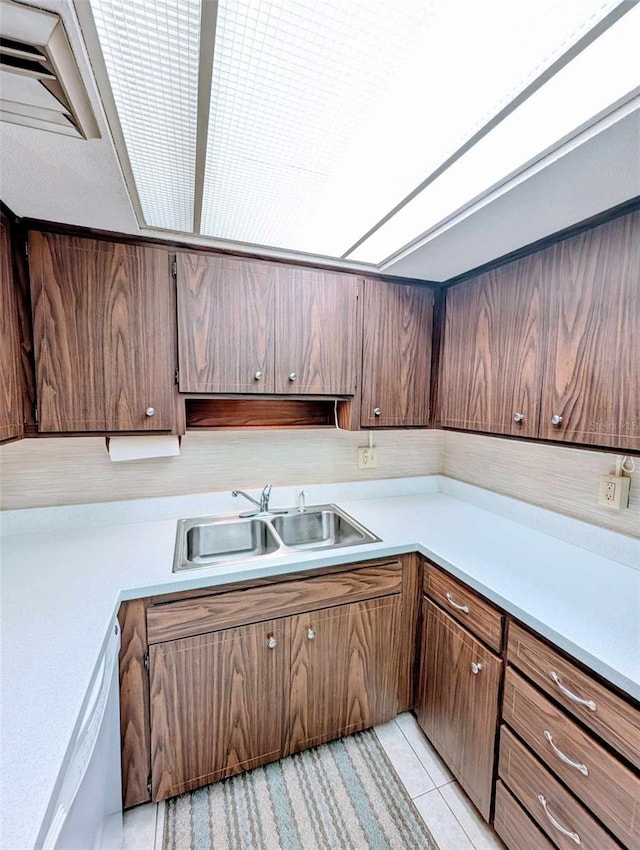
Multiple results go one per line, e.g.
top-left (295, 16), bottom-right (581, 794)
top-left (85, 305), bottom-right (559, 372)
top-left (443, 431), bottom-right (639, 538)
top-left (0, 429), bottom-right (443, 510)
top-left (2, 429), bottom-right (638, 539)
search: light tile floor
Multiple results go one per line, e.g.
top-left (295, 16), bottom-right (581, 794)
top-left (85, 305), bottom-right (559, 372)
top-left (122, 713), bottom-right (504, 850)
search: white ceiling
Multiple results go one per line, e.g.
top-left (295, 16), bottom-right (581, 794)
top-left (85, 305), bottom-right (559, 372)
top-left (0, 0), bottom-right (638, 282)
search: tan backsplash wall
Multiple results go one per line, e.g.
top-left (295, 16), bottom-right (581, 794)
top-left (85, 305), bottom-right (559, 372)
top-left (443, 431), bottom-right (639, 538)
top-left (0, 429), bottom-right (443, 510)
top-left (2, 429), bottom-right (638, 537)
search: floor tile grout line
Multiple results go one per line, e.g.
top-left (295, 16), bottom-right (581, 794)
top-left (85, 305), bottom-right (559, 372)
top-left (393, 715), bottom-right (453, 790)
top-left (439, 784), bottom-right (495, 850)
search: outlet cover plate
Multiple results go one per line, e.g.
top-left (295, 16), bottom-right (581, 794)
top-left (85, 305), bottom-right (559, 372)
top-left (598, 473), bottom-right (630, 510)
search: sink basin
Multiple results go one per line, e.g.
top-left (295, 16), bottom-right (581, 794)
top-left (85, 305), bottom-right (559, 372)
top-left (184, 518), bottom-right (280, 564)
top-left (272, 508), bottom-right (371, 550)
top-left (173, 504), bottom-right (380, 572)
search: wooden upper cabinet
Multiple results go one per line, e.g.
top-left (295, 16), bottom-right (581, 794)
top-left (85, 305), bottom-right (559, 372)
top-left (541, 211), bottom-right (640, 450)
top-left (440, 254), bottom-right (544, 438)
top-left (176, 254), bottom-right (359, 396)
top-left (360, 280), bottom-right (433, 427)
top-left (176, 254), bottom-right (275, 393)
top-left (274, 268), bottom-right (358, 395)
top-left (0, 212), bottom-right (24, 442)
top-left (29, 232), bottom-right (176, 432)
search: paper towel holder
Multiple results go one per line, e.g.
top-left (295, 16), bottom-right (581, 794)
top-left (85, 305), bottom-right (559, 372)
top-left (105, 435), bottom-right (182, 455)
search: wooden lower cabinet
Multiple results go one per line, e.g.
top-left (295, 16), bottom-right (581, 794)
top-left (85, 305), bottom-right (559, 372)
top-left (146, 589), bottom-right (403, 803)
top-left (494, 780), bottom-right (555, 850)
top-left (415, 598), bottom-right (502, 821)
top-left (149, 618), bottom-right (289, 800)
top-left (289, 596), bottom-right (401, 752)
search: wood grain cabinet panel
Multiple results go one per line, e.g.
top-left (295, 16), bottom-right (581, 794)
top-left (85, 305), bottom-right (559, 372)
top-left (0, 212), bottom-right (23, 442)
top-left (541, 210), bottom-right (640, 449)
top-left (149, 618), bottom-right (289, 801)
top-left (176, 254), bottom-right (276, 393)
top-left (29, 232), bottom-right (176, 432)
top-left (360, 280), bottom-right (433, 427)
top-left (288, 595), bottom-right (401, 753)
top-left (274, 268), bottom-right (358, 395)
top-left (507, 621), bottom-right (640, 769)
top-left (425, 565), bottom-right (504, 651)
top-left (440, 252), bottom-right (544, 437)
top-left (499, 726), bottom-right (622, 850)
top-left (494, 781), bottom-right (555, 850)
top-left (415, 599), bottom-right (502, 821)
top-left (503, 667), bottom-right (640, 849)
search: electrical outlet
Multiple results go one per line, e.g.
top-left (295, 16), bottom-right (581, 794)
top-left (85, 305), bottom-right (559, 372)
top-left (598, 473), bottom-right (630, 510)
top-left (358, 446), bottom-right (378, 469)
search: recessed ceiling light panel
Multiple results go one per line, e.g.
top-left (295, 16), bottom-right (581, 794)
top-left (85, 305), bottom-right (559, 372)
top-left (200, 0), bottom-right (624, 256)
top-left (91, 0), bottom-right (200, 231)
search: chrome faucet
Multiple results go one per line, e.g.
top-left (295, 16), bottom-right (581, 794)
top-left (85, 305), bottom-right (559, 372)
top-left (232, 484), bottom-right (287, 517)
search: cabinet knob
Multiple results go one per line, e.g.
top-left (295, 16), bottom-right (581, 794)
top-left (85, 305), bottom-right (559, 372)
top-left (145, 407), bottom-right (155, 417)
top-left (373, 407), bottom-right (381, 416)
top-left (307, 627), bottom-right (316, 640)
top-left (288, 372), bottom-right (297, 381)
top-left (254, 370), bottom-right (263, 380)
top-left (471, 662), bottom-right (483, 675)
top-left (267, 636), bottom-right (277, 649)
top-left (551, 414), bottom-right (563, 426)
top-left (512, 412), bottom-right (524, 423)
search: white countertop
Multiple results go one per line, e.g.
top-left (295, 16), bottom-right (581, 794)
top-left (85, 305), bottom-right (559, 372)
top-left (1, 476), bottom-right (638, 850)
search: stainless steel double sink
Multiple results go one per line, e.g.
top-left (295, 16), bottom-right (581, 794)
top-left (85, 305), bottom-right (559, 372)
top-left (173, 504), bottom-right (381, 572)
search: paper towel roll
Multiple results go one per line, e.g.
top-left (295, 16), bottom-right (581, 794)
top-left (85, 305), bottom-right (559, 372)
top-left (107, 435), bottom-right (181, 462)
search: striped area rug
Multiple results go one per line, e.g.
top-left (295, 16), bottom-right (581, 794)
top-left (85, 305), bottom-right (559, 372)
top-left (163, 729), bottom-right (439, 849)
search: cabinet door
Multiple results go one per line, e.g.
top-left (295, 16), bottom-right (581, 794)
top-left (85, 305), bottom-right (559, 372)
top-left (440, 254), bottom-right (544, 437)
top-left (415, 599), bottom-right (502, 821)
top-left (275, 268), bottom-right (358, 394)
top-left (176, 254), bottom-right (276, 393)
top-left (541, 211), bottom-right (640, 449)
top-left (361, 280), bottom-right (433, 427)
top-left (149, 619), bottom-right (289, 801)
top-left (289, 595), bottom-right (400, 753)
top-left (29, 233), bottom-right (175, 432)
top-left (0, 212), bottom-right (23, 442)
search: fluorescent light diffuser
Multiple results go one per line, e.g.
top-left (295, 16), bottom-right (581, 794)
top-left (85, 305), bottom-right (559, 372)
top-left (200, 0), bottom-right (624, 255)
top-left (348, 3), bottom-right (640, 265)
top-left (91, 0), bottom-right (200, 231)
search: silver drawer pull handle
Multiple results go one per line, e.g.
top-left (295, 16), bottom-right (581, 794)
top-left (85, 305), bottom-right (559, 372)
top-left (550, 672), bottom-right (596, 711)
top-left (445, 592), bottom-right (469, 613)
top-left (538, 795), bottom-right (581, 844)
top-left (543, 731), bottom-right (589, 776)
top-left (307, 628), bottom-right (316, 640)
top-left (471, 662), bottom-right (483, 675)
top-left (267, 636), bottom-right (277, 649)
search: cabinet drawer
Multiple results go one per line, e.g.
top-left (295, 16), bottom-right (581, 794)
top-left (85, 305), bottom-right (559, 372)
top-left (425, 565), bottom-right (503, 651)
top-left (508, 621), bottom-right (640, 768)
top-left (503, 667), bottom-right (640, 849)
top-left (499, 726), bottom-right (622, 850)
top-left (494, 780), bottom-right (555, 850)
top-left (147, 561), bottom-right (402, 644)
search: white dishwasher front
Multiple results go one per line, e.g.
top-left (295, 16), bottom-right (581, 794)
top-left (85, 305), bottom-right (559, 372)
top-left (39, 620), bottom-right (123, 850)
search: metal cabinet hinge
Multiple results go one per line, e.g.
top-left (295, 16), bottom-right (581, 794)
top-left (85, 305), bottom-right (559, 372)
top-left (25, 239), bottom-right (29, 258)
top-left (171, 258), bottom-right (177, 278)
top-left (34, 405), bottom-right (38, 425)
top-left (143, 651), bottom-right (149, 671)
top-left (174, 367), bottom-right (179, 386)
top-left (147, 774), bottom-right (152, 796)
